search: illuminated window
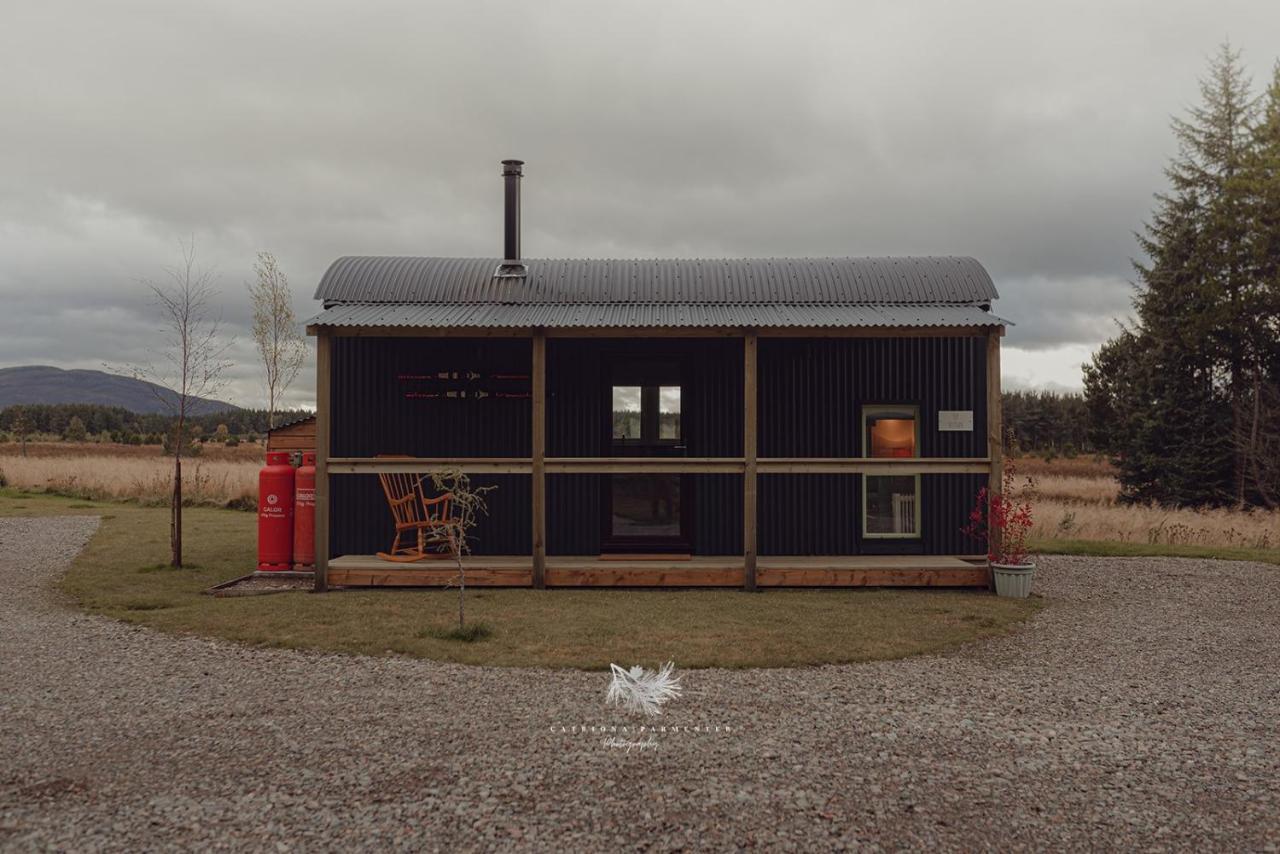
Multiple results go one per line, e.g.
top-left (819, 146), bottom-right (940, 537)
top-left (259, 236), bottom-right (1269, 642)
top-left (863, 406), bottom-right (920, 538)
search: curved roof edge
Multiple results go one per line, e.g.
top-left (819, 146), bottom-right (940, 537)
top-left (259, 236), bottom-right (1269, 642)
top-left (314, 255), bottom-right (999, 305)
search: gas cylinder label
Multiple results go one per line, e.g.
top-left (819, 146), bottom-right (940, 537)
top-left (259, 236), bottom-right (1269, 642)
top-left (295, 488), bottom-right (315, 504)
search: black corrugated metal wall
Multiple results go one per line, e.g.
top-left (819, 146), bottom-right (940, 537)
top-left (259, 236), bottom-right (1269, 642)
top-left (327, 335), bottom-right (987, 558)
top-left (329, 337), bottom-right (531, 556)
top-left (545, 338), bottom-right (743, 555)
top-left (758, 337), bottom-right (987, 555)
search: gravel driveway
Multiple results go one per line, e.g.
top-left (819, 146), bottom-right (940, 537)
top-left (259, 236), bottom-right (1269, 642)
top-left (2, 515), bottom-right (1278, 852)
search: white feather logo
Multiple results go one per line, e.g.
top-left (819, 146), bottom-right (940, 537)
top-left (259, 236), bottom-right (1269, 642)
top-left (606, 661), bottom-right (682, 716)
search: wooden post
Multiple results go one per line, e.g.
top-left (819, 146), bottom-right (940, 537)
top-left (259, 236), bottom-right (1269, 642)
top-left (743, 330), bottom-right (758, 591)
top-left (314, 332), bottom-right (331, 593)
top-left (986, 328), bottom-right (1004, 577)
top-left (531, 329), bottom-right (547, 589)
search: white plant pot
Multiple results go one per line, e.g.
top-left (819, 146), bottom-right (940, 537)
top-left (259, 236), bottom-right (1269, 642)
top-left (991, 562), bottom-right (1035, 598)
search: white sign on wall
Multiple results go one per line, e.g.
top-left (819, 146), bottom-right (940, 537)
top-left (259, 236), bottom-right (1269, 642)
top-left (938, 410), bottom-right (974, 432)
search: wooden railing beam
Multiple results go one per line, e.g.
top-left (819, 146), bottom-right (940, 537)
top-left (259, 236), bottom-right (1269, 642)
top-left (743, 331), bottom-right (759, 591)
top-left (314, 333), bottom-right (331, 593)
top-left (531, 330), bottom-right (547, 588)
top-left (324, 457), bottom-right (993, 475)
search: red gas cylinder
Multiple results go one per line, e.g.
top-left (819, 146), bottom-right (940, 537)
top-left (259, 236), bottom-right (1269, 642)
top-left (257, 451), bottom-right (295, 571)
top-left (293, 452), bottom-right (316, 571)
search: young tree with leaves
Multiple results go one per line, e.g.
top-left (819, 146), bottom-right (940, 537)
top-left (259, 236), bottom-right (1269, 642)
top-left (247, 251), bottom-right (307, 429)
top-left (131, 238), bottom-right (233, 567)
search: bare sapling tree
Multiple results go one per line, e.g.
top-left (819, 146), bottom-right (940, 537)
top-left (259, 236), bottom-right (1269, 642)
top-left (11, 407), bottom-right (33, 457)
top-left (132, 238), bottom-right (233, 567)
top-left (427, 467), bottom-right (495, 632)
top-left (247, 251), bottom-right (307, 429)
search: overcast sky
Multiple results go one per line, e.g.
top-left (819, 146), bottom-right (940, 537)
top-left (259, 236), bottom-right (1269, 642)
top-left (3, 0), bottom-right (1278, 408)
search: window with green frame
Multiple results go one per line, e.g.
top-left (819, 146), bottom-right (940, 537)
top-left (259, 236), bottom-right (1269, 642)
top-left (862, 405), bottom-right (921, 538)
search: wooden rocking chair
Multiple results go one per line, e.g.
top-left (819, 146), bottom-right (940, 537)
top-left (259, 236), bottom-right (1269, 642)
top-left (375, 468), bottom-right (459, 562)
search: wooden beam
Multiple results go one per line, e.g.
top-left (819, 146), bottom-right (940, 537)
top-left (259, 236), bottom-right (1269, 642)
top-left (325, 456), bottom-right (991, 475)
top-left (328, 458), bottom-right (533, 474)
top-left (321, 555), bottom-right (990, 588)
top-left (986, 329), bottom-right (1004, 574)
top-left (757, 458), bottom-right (990, 475)
top-left (309, 325), bottom-right (533, 338)
top-left (531, 329), bottom-right (547, 588)
top-left (308, 324), bottom-right (1005, 340)
top-left (313, 333), bottom-right (331, 593)
top-left (743, 330), bottom-right (758, 591)
top-left (546, 457), bottom-right (745, 474)
top-left (754, 325), bottom-right (996, 339)
top-left (327, 567), bottom-right (533, 587)
top-left (546, 566), bottom-right (745, 587)
top-left (757, 567), bottom-right (988, 587)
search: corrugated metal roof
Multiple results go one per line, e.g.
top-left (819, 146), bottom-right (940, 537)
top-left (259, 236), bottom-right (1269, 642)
top-left (267, 412), bottom-right (316, 432)
top-left (314, 256), bottom-right (998, 305)
top-left (306, 302), bottom-right (1008, 329)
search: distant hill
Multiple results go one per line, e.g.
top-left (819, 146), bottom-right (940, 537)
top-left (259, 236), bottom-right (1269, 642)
top-left (0, 366), bottom-right (239, 414)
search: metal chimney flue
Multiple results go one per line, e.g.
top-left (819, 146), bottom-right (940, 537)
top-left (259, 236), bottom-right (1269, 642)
top-left (496, 159), bottom-right (526, 278)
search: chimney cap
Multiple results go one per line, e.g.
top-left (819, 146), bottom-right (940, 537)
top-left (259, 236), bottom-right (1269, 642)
top-left (501, 159), bottom-right (524, 176)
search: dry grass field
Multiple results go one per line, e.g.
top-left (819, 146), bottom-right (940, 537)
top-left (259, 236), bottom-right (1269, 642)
top-left (1014, 454), bottom-right (1279, 551)
top-left (0, 443), bottom-right (259, 508)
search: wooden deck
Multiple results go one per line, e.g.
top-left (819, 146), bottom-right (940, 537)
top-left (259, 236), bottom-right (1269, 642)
top-left (325, 555), bottom-right (989, 588)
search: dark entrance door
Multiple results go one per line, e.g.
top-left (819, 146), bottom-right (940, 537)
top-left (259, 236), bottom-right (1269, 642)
top-left (602, 359), bottom-right (691, 553)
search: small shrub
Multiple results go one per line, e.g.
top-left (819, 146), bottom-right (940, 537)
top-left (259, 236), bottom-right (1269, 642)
top-left (417, 623), bottom-right (493, 643)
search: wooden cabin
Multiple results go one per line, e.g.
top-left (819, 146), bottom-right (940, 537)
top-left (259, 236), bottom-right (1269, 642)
top-left (305, 161), bottom-right (1007, 591)
top-left (265, 414), bottom-right (316, 454)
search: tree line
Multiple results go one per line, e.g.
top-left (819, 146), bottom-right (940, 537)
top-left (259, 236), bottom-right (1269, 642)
top-left (1085, 45), bottom-right (1280, 509)
top-left (0, 403), bottom-right (313, 446)
top-left (1001, 390), bottom-right (1092, 456)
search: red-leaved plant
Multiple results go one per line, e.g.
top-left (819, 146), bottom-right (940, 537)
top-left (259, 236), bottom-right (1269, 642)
top-left (963, 460), bottom-right (1035, 565)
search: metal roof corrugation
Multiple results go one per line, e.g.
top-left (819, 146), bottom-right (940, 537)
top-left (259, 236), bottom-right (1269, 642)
top-left (305, 302), bottom-right (1008, 329)
top-left (314, 256), bottom-right (999, 305)
top-left (267, 412), bottom-right (316, 432)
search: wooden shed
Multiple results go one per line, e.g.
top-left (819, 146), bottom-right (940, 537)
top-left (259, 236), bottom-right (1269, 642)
top-left (304, 161), bottom-right (1007, 591)
top-left (265, 415), bottom-right (316, 454)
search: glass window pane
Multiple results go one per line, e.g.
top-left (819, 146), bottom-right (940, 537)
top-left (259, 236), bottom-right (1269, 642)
top-left (867, 410), bottom-right (917, 458)
top-left (611, 475), bottom-right (681, 537)
top-left (865, 475), bottom-right (918, 535)
top-left (658, 386), bottom-right (681, 439)
top-left (612, 386), bottom-right (642, 439)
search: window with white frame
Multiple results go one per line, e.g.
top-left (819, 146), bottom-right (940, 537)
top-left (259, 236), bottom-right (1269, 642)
top-left (862, 405), bottom-right (921, 538)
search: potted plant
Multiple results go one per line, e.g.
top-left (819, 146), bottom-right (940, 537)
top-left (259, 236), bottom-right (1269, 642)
top-left (964, 461), bottom-right (1036, 598)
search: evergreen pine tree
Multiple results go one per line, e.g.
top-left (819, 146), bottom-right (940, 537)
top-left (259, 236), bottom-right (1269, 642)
top-left (1166, 43), bottom-right (1257, 503)
top-left (1237, 63), bottom-right (1280, 505)
top-left (1086, 44), bottom-right (1261, 506)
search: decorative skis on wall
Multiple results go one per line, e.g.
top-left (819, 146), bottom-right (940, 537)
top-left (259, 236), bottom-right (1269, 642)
top-left (398, 370), bottom-right (531, 401)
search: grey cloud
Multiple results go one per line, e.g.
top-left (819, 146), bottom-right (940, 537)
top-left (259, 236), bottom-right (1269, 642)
top-left (3, 0), bottom-right (1278, 400)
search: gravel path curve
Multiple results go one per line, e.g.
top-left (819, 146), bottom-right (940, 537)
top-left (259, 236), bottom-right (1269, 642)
top-left (2, 515), bottom-right (1278, 852)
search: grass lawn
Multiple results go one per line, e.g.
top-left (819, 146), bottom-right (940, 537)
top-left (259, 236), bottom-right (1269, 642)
top-left (1031, 537), bottom-right (1280, 567)
top-left (0, 488), bottom-right (1042, 669)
